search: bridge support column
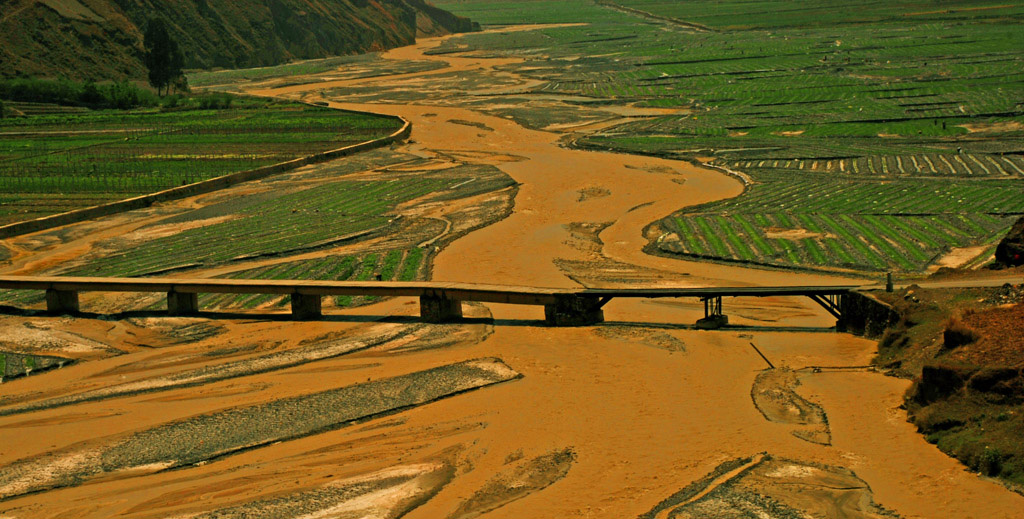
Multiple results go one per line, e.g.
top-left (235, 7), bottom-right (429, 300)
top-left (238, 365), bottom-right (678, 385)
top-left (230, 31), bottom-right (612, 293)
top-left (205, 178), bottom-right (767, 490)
top-left (696, 296), bottom-right (728, 329)
top-left (45, 289), bottom-right (79, 314)
top-left (544, 295), bottom-right (604, 326)
top-left (807, 293), bottom-right (845, 331)
top-left (291, 293), bottom-right (322, 320)
top-left (167, 291), bottom-right (199, 316)
top-left (420, 295), bottom-right (462, 323)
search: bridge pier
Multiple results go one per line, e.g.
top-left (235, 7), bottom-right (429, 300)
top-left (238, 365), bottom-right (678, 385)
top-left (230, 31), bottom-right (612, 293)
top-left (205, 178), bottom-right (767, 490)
top-left (544, 295), bottom-right (604, 326)
top-left (167, 291), bottom-right (199, 316)
top-left (45, 289), bottom-right (79, 314)
top-left (696, 296), bottom-right (728, 329)
top-left (807, 293), bottom-right (844, 330)
top-left (291, 293), bottom-right (322, 320)
top-left (420, 295), bottom-right (463, 323)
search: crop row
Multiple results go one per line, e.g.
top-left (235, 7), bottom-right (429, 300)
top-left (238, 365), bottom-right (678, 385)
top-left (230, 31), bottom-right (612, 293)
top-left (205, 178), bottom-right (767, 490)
top-left (659, 212), bottom-right (1011, 272)
top-left (691, 179), bottom-right (1024, 216)
top-left (0, 106), bottom-right (401, 219)
top-left (727, 153), bottom-right (1024, 178)
top-left (603, 0), bottom-right (1024, 31)
top-left (63, 177), bottom-right (456, 278)
top-left (198, 248), bottom-right (426, 310)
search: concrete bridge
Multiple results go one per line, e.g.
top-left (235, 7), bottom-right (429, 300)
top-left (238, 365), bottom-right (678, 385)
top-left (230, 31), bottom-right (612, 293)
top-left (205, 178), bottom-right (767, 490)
top-left (0, 275), bottom-right (858, 328)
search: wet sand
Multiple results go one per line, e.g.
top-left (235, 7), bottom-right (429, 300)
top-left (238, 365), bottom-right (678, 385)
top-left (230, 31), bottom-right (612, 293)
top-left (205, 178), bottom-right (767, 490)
top-left (0, 28), bottom-right (1021, 518)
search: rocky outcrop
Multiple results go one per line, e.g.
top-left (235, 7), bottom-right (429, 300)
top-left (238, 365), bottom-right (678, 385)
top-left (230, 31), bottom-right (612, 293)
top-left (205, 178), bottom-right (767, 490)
top-left (839, 290), bottom-right (900, 338)
top-left (994, 216), bottom-right (1024, 267)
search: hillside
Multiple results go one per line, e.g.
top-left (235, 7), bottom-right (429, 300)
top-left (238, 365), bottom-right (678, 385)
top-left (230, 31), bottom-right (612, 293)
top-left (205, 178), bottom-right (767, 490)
top-left (0, 0), bottom-right (475, 82)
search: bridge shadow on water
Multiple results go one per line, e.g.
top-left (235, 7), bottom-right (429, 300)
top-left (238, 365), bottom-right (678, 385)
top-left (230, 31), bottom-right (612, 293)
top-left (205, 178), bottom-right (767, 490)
top-left (0, 306), bottom-right (838, 333)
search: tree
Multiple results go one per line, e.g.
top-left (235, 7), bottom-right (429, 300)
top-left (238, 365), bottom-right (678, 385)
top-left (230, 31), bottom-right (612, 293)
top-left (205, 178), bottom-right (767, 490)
top-left (144, 18), bottom-right (184, 96)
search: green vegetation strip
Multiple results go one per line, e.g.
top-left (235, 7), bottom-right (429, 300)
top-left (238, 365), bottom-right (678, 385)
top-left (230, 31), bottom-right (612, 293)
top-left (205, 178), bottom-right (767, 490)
top-left (64, 178), bottom-right (451, 278)
top-left (200, 248), bottom-right (427, 310)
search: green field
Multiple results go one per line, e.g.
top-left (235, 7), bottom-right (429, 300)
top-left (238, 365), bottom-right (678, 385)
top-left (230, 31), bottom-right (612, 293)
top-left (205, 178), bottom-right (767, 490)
top-left (0, 150), bottom-right (515, 310)
top-left (198, 248), bottom-right (427, 310)
top-left (63, 175), bottom-right (457, 279)
top-left (435, 0), bottom-right (1024, 272)
top-left (658, 177), bottom-right (1020, 271)
top-left (0, 98), bottom-right (401, 225)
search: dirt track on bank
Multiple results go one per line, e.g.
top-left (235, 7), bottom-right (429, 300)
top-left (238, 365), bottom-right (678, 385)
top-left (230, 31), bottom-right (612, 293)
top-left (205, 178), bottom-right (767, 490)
top-left (0, 27), bottom-right (1022, 518)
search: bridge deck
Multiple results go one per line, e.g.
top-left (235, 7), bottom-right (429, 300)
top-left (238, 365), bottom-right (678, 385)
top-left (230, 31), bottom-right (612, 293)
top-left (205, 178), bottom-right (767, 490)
top-left (580, 286), bottom-right (857, 298)
top-left (0, 276), bottom-right (570, 305)
top-left (0, 276), bottom-right (858, 298)
top-left (0, 275), bottom-right (862, 326)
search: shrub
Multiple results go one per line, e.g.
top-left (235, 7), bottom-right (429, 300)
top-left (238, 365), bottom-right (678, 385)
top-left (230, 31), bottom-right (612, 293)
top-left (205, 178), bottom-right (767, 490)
top-left (0, 78), bottom-right (158, 109)
top-left (162, 94), bottom-right (182, 109)
top-left (197, 92), bottom-right (233, 110)
top-left (943, 316), bottom-right (979, 350)
top-left (980, 447), bottom-right (1003, 476)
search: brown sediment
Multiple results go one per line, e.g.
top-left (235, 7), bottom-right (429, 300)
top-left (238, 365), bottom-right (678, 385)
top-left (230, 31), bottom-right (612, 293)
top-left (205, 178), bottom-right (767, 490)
top-left (751, 368), bottom-right (831, 445)
top-left (448, 448), bottom-right (576, 518)
top-left (764, 227), bottom-right (833, 241)
top-left (0, 358), bottom-right (519, 501)
top-left (958, 121), bottom-right (1024, 134)
top-left (930, 244), bottom-right (990, 271)
top-left (641, 454), bottom-right (899, 518)
top-left (0, 26), bottom-right (1022, 519)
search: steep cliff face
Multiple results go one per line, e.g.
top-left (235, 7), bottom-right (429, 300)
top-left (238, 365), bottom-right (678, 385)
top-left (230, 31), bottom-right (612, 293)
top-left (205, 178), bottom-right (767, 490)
top-left (0, 0), bottom-right (474, 81)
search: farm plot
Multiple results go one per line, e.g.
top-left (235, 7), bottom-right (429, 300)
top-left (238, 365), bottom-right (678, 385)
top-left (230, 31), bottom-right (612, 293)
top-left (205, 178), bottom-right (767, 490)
top-left (432, 0), bottom-right (1023, 273)
top-left (198, 248), bottom-right (427, 310)
top-left (438, 0), bottom-right (1024, 166)
top-left (654, 177), bottom-right (1023, 272)
top-left (59, 177), bottom-right (457, 279)
top-left (727, 153), bottom-right (1024, 178)
top-left (0, 149), bottom-right (516, 310)
top-left (0, 101), bottom-right (401, 225)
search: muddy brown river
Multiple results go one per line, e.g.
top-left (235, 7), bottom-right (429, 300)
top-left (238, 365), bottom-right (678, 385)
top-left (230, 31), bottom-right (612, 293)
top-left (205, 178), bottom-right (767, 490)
top-left (0, 28), bottom-right (1021, 518)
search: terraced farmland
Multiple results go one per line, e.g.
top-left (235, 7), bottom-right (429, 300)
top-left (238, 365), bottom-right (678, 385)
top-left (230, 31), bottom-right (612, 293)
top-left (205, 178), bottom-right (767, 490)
top-left (434, 0), bottom-right (1024, 273)
top-left (728, 153), bottom-right (1024, 178)
top-left (654, 177), bottom-right (1022, 272)
top-left (199, 248), bottom-right (427, 310)
top-left (0, 99), bottom-right (402, 224)
top-left (0, 149), bottom-right (516, 310)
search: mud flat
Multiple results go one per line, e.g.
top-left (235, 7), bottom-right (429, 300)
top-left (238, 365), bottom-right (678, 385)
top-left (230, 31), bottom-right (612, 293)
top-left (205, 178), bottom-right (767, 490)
top-left (0, 26), bottom-right (1022, 519)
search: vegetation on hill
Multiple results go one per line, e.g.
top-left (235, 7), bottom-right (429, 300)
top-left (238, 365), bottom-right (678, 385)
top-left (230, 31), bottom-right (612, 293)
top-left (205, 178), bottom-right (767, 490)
top-left (0, 0), bottom-right (475, 82)
top-left (143, 17), bottom-right (186, 96)
top-left (0, 78), bottom-right (158, 110)
top-left (873, 280), bottom-right (1024, 491)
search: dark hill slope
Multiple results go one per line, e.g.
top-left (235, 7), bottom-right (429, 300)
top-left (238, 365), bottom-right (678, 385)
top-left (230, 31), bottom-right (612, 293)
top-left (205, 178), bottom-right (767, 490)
top-left (0, 0), bottom-right (475, 81)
